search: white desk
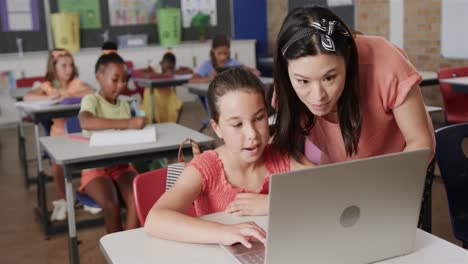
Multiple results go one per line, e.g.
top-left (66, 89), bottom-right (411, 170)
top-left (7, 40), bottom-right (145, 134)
top-left (440, 76), bottom-right (468, 93)
top-left (419, 71), bottom-right (438, 86)
top-left (15, 102), bottom-right (81, 190)
top-left (100, 212), bottom-right (468, 264)
top-left (9, 87), bottom-right (32, 100)
top-left (40, 123), bottom-right (215, 264)
top-left (185, 77), bottom-right (274, 97)
top-left (132, 74), bottom-right (192, 123)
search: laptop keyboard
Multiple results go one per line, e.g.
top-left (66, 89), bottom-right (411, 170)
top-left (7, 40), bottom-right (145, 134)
top-left (237, 250), bottom-right (265, 264)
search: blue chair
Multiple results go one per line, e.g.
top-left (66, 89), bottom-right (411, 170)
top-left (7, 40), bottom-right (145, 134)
top-left (65, 116), bottom-right (102, 212)
top-left (435, 123), bottom-right (468, 248)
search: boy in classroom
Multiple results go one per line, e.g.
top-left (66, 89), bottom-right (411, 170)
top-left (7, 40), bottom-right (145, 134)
top-left (78, 53), bottom-right (147, 233)
top-left (144, 68), bottom-right (313, 248)
top-left (24, 48), bottom-right (94, 221)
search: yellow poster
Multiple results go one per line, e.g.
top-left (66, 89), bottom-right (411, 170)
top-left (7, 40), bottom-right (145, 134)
top-left (51, 12), bottom-right (80, 52)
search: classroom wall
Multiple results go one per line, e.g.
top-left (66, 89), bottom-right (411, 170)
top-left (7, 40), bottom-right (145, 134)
top-left (356, 0), bottom-right (468, 112)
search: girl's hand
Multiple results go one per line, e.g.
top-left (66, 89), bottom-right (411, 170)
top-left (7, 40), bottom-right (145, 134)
top-left (226, 193), bottom-right (268, 216)
top-left (219, 222), bottom-right (267, 248)
top-left (127, 117), bottom-right (147, 129)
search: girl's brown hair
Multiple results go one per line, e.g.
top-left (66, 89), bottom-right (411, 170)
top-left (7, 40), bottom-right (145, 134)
top-left (208, 67), bottom-right (265, 123)
top-left (44, 48), bottom-right (78, 82)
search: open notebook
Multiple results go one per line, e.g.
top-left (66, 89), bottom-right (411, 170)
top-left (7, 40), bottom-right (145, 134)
top-left (89, 125), bottom-right (157, 147)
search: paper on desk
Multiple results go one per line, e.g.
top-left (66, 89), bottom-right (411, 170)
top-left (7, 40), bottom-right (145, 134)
top-left (89, 125), bottom-right (157, 147)
top-left (15, 99), bottom-right (61, 109)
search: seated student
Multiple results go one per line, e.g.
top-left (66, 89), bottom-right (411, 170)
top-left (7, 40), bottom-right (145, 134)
top-left (78, 53), bottom-right (147, 233)
top-left (140, 52), bottom-right (183, 123)
top-left (191, 34), bottom-right (260, 83)
top-left (144, 68), bottom-right (313, 248)
top-left (24, 48), bottom-right (94, 221)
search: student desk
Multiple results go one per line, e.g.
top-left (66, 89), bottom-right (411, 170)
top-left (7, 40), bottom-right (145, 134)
top-left (40, 123), bottom-right (215, 264)
top-left (15, 102), bottom-right (81, 187)
top-left (185, 77), bottom-right (274, 97)
top-left (99, 212), bottom-right (468, 264)
top-left (419, 71), bottom-right (438, 86)
top-left (132, 75), bottom-right (192, 123)
top-left (9, 87), bottom-right (32, 101)
top-left (440, 76), bottom-right (468, 93)
top-left (15, 102), bottom-right (82, 239)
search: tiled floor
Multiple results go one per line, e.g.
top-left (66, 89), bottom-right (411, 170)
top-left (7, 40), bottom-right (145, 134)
top-left (0, 101), bottom-right (463, 264)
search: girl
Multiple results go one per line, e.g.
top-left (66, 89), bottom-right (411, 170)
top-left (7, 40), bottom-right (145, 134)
top-left (24, 48), bottom-right (93, 221)
top-left (78, 53), bottom-right (147, 233)
top-left (191, 34), bottom-right (260, 83)
top-left (272, 6), bottom-right (435, 163)
top-left (144, 68), bottom-right (312, 248)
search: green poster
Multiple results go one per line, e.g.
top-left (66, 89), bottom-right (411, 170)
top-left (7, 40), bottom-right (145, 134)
top-left (58, 0), bottom-right (101, 29)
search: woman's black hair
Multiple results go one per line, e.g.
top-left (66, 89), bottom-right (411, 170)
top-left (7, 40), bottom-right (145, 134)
top-left (208, 67), bottom-right (265, 123)
top-left (95, 53), bottom-right (125, 73)
top-left (271, 6), bottom-right (361, 157)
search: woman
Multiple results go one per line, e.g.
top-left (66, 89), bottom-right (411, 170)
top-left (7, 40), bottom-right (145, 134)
top-left (272, 6), bottom-right (434, 163)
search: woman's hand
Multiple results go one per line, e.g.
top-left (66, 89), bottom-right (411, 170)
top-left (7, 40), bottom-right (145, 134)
top-left (219, 222), bottom-right (267, 248)
top-left (226, 193), bottom-right (268, 216)
top-left (127, 116), bottom-right (147, 129)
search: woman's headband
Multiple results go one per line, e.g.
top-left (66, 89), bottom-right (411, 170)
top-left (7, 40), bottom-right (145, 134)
top-left (281, 19), bottom-right (350, 56)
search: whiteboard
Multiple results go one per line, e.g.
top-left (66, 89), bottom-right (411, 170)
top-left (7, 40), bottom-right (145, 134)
top-left (441, 0), bottom-right (468, 59)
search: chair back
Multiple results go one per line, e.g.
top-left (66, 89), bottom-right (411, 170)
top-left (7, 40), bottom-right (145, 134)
top-left (435, 123), bottom-right (468, 244)
top-left (16, 76), bottom-right (45, 88)
top-left (437, 67), bottom-right (468, 124)
top-left (134, 166), bottom-right (197, 225)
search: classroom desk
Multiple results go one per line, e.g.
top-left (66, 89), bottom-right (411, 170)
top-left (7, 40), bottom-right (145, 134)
top-left (40, 123), bottom-right (215, 264)
top-left (99, 212), bottom-right (468, 264)
top-left (9, 87), bottom-right (32, 100)
top-left (419, 71), bottom-right (438, 86)
top-left (15, 102), bottom-right (82, 239)
top-left (132, 74), bottom-right (192, 123)
top-left (440, 76), bottom-right (468, 93)
top-left (185, 77), bottom-right (274, 97)
top-left (15, 102), bottom-right (81, 188)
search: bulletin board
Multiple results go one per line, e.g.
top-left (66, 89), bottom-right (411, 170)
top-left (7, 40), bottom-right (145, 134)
top-left (0, 0), bottom-right (232, 53)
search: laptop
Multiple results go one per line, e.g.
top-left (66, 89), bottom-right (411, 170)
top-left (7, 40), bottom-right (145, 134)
top-left (221, 148), bottom-right (431, 264)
